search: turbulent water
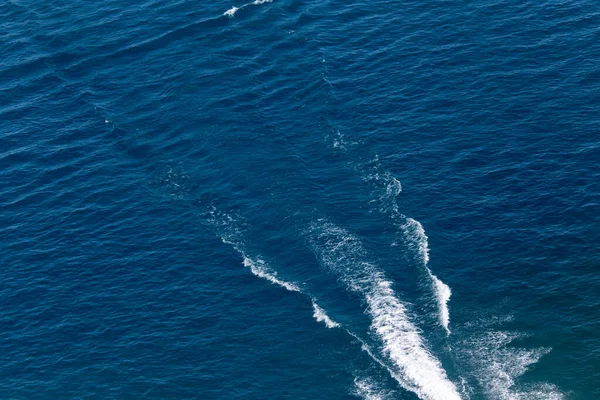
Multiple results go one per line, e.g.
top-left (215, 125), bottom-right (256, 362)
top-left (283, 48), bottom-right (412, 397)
top-left (1, 0), bottom-right (599, 399)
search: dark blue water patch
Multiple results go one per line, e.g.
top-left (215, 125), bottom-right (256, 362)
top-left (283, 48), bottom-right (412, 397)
top-left (2, 0), bottom-right (599, 398)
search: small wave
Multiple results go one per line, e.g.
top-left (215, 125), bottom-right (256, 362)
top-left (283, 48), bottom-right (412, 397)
top-left (309, 221), bottom-right (461, 400)
top-left (401, 218), bottom-right (452, 335)
top-left (253, 0), bottom-right (272, 4)
top-left (224, 6), bottom-right (239, 17)
top-left (312, 302), bottom-right (340, 328)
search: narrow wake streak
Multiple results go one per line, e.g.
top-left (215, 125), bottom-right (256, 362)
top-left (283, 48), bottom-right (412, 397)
top-left (401, 218), bottom-right (452, 335)
top-left (220, 238), bottom-right (341, 330)
top-left (241, 252), bottom-right (301, 293)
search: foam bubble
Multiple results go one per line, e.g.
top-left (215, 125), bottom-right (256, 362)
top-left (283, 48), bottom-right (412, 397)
top-left (310, 221), bottom-right (461, 400)
top-left (224, 6), bottom-right (239, 17)
top-left (312, 302), bottom-right (340, 328)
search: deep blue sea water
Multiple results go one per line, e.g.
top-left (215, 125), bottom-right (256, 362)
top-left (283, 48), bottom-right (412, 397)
top-left (1, 0), bottom-right (599, 399)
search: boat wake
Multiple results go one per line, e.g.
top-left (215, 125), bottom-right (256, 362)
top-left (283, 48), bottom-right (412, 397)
top-left (362, 155), bottom-right (453, 335)
top-left (309, 220), bottom-right (461, 400)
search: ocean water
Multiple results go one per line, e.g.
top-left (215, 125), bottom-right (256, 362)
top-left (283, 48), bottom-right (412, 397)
top-left (1, 0), bottom-right (599, 399)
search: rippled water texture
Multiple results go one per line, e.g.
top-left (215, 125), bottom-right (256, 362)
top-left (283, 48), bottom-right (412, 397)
top-left (1, 0), bottom-right (599, 399)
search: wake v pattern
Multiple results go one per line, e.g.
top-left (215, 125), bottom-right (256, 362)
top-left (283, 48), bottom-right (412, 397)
top-left (207, 206), bottom-right (460, 399)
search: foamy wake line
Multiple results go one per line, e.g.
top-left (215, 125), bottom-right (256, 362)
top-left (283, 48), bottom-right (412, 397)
top-left (401, 218), bottom-right (452, 335)
top-left (219, 236), bottom-right (342, 330)
top-left (310, 221), bottom-right (461, 400)
top-left (312, 302), bottom-right (340, 328)
top-left (428, 270), bottom-right (452, 335)
top-left (241, 254), bottom-right (301, 292)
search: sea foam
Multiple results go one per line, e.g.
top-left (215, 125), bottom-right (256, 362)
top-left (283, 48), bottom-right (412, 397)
top-left (402, 218), bottom-right (452, 335)
top-left (241, 254), bottom-right (301, 292)
top-left (223, 6), bottom-right (239, 17)
top-left (354, 377), bottom-right (390, 400)
top-left (312, 302), bottom-right (340, 328)
top-left (459, 329), bottom-right (563, 400)
top-left (215, 215), bottom-right (340, 330)
top-left (310, 221), bottom-right (461, 400)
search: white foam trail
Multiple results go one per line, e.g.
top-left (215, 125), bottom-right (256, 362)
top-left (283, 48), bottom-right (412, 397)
top-left (312, 302), bottom-right (340, 328)
top-left (401, 218), bottom-right (452, 335)
top-left (253, 0), bottom-right (272, 4)
top-left (428, 271), bottom-right (452, 335)
top-left (241, 254), bottom-right (301, 292)
top-left (401, 218), bottom-right (430, 265)
top-left (460, 330), bottom-right (563, 400)
top-left (220, 230), bottom-right (342, 331)
top-left (223, 6), bottom-right (239, 16)
top-left (310, 221), bottom-right (461, 400)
